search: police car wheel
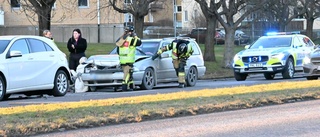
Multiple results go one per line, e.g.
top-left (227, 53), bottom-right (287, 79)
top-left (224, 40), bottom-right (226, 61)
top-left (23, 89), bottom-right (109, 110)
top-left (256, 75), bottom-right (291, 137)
top-left (234, 72), bottom-right (247, 81)
top-left (264, 73), bottom-right (275, 80)
top-left (282, 58), bottom-right (294, 79)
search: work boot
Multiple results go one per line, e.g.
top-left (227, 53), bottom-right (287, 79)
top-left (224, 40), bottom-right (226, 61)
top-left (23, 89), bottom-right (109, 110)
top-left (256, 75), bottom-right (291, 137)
top-left (122, 84), bottom-right (128, 91)
top-left (178, 83), bottom-right (185, 88)
top-left (128, 83), bottom-right (135, 91)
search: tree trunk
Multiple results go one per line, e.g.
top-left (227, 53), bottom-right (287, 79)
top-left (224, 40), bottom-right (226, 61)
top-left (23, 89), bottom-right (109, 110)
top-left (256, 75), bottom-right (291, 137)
top-left (203, 15), bottom-right (217, 62)
top-left (306, 18), bottom-right (314, 39)
top-left (37, 8), bottom-right (51, 36)
top-left (223, 28), bottom-right (236, 68)
top-left (134, 16), bottom-right (144, 38)
top-left (278, 22), bottom-right (286, 32)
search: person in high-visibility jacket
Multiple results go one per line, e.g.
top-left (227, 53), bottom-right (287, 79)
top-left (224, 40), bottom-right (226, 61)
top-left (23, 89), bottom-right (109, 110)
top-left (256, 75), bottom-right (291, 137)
top-left (116, 26), bottom-right (142, 91)
top-left (152, 38), bottom-right (193, 88)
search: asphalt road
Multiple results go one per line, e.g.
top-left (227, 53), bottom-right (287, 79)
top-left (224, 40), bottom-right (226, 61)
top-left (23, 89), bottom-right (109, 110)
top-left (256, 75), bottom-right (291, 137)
top-left (34, 98), bottom-right (320, 137)
top-left (0, 74), bottom-right (306, 107)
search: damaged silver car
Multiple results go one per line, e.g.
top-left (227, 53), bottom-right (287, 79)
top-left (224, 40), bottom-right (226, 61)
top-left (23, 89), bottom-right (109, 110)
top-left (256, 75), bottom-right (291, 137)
top-left (77, 38), bottom-right (206, 91)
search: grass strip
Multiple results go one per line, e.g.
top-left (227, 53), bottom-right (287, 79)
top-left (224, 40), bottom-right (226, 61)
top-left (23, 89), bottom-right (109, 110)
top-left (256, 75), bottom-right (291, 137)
top-left (0, 80), bottom-right (320, 136)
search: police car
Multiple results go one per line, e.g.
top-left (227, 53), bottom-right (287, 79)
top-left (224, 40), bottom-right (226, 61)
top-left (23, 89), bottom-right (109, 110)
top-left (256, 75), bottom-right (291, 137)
top-left (232, 32), bottom-right (316, 81)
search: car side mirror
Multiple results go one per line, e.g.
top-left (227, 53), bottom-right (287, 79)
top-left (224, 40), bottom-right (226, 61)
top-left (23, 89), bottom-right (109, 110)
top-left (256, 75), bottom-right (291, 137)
top-left (9, 50), bottom-right (22, 58)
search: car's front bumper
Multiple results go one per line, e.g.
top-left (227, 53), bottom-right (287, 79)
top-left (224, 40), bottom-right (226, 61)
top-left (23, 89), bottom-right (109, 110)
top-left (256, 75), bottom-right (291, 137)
top-left (233, 65), bottom-right (285, 74)
top-left (81, 70), bottom-right (145, 87)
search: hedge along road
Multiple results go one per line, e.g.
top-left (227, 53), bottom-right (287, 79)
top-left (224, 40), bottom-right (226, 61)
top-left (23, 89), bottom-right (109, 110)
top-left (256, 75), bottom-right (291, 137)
top-left (0, 74), bottom-right (306, 108)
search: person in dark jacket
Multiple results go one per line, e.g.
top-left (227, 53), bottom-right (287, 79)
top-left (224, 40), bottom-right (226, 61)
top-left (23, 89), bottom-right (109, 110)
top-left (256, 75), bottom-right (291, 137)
top-left (67, 28), bottom-right (87, 70)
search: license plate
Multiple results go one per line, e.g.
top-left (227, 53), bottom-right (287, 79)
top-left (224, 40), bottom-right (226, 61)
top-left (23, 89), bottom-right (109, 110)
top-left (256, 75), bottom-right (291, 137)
top-left (317, 66), bottom-right (320, 70)
top-left (249, 63), bottom-right (263, 67)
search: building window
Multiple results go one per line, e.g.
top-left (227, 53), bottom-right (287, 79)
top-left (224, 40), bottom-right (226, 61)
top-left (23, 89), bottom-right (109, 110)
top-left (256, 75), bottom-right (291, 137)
top-left (78, 0), bottom-right (89, 7)
top-left (184, 10), bottom-right (188, 22)
top-left (11, 0), bottom-right (20, 8)
top-left (125, 0), bottom-right (132, 3)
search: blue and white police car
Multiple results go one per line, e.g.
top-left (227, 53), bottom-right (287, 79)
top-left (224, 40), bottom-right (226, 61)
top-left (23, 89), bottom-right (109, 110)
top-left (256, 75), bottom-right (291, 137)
top-left (232, 32), bottom-right (316, 81)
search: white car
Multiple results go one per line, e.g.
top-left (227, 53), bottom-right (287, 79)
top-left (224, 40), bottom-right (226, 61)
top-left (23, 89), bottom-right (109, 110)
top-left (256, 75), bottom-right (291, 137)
top-left (0, 35), bottom-right (71, 101)
top-left (233, 32), bottom-right (316, 81)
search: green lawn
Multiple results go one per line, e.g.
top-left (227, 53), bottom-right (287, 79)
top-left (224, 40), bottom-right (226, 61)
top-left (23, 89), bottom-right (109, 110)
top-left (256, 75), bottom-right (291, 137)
top-left (56, 42), bottom-right (244, 79)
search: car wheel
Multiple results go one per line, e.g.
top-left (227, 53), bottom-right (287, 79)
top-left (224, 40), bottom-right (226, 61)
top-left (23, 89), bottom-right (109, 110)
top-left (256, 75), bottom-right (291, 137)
top-left (52, 70), bottom-right (69, 97)
top-left (89, 86), bottom-right (97, 92)
top-left (282, 58), bottom-right (294, 79)
top-left (264, 73), bottom-right (275, 80)
top-left (140, 68), bottom-right (155, 90)
top-left (234, 72), bottom-right (247, 81)
top-left (186, 66), bottom-right (198, 87)
top-left (306, 76), bottom-right (318, 80)
top-left (0, 76), bottom-right (6, 101)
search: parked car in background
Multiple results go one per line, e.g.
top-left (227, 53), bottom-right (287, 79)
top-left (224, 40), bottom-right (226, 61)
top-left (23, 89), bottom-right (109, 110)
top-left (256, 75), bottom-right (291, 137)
top-left (219, 30), bottom-right (251, 45)
top-left (302, 45), bottom-right (320, 80)
top-left (182, 28), bottom-right (225, 44)
top-left (233, 32), bottom-right (316, 81)
top-left (0, 35), bottom-right (71, 101)
top-left (78, 37), bottom-right (206, 91)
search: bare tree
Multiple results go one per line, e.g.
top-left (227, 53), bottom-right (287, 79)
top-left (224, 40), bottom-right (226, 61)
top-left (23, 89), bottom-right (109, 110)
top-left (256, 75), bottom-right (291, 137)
top-left (299, 0), bottom-right (320, 39)
top-left (7, 0), bottom-right (57, 35)
top-left (189, 11), bottom-right (206, 28)
top-left (265, 0), bottom-right (305, 32)
top-left (109, 0), bottom-right (161, 38)
top-left (210, 0), bottom-right (268, 68)
top-left (194, 0), bottom-right (221, 62)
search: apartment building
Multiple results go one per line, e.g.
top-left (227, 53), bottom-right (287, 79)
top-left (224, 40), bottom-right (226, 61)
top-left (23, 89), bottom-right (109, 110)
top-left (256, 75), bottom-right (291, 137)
top-left (0, 0), bottom-right (175, 43)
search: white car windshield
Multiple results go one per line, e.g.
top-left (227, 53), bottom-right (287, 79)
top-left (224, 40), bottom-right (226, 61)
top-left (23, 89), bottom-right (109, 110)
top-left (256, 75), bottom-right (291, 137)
top-left (0, 40), bottom-right (10, 54)
top-left (250, 37), bottom-right (292, 49)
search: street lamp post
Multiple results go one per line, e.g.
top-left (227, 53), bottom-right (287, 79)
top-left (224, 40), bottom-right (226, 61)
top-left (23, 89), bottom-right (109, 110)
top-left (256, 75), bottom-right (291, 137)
top-left (173, 0), bottom-right (176, 37)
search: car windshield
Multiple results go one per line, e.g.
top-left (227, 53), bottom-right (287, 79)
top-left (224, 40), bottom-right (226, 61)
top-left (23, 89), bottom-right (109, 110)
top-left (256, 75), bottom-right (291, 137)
top-left (139, 42), bottom-right (160, 55)
top-left (0, 40), bottom-right (10, 54)
top-left (249, 37), bottom-right (292, 49)
top-left (110, 41), bottom-right (161, 56)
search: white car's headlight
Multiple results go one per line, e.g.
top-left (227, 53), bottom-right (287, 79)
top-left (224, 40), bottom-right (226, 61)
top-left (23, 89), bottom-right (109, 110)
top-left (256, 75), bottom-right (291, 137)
top-left (271, 53), bottom-right (285, 59)
top-left (233, 54), bottom-right (241, 61)
top-left (303, 56), bottom-right (311, 65)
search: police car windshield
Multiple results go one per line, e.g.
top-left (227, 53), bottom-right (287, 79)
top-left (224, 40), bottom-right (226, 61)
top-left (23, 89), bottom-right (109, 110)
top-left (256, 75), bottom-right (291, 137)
top-left (0, 40), bottom-right (10, 54)
top-left (250, 37), bottom-right (292, 49)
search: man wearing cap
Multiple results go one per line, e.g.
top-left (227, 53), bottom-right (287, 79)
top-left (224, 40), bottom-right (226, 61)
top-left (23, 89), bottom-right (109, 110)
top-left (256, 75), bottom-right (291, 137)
top-left (116, 26), bottom-right (142, 91)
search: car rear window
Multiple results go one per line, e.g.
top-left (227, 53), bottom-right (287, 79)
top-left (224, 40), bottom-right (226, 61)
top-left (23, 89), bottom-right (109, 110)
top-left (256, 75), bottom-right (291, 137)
top-left (0, 40), bottom-right (10, 54)
top-left (250, 37), bottom-right (292, 49)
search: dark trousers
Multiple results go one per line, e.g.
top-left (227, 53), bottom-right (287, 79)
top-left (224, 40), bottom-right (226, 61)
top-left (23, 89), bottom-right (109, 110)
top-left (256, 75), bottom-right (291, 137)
top-left (69, 53), bottom-right (85, 70)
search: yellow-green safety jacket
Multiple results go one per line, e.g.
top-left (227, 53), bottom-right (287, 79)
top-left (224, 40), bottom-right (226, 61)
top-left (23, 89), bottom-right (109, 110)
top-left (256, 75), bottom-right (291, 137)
top-left (119, 36), bottom-right (140, 64)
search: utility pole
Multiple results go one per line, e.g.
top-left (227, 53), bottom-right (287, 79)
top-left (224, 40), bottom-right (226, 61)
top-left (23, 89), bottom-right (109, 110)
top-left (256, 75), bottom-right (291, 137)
top-left (173, 0), bottom-right (176, 37)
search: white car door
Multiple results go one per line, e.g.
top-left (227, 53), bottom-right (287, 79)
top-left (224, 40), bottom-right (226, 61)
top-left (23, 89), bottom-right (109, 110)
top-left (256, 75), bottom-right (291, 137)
top-left (7, 39), bottom-right (35, 90)
top-left (27, 38), bottom-right (58, 87)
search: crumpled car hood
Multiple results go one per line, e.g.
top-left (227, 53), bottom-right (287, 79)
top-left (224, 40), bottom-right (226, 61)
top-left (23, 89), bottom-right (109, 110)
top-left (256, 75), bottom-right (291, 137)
top-left (86, 54), bottom-right (150, 67)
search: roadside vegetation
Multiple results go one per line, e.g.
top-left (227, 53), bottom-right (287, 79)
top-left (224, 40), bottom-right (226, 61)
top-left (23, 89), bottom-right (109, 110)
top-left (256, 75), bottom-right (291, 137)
top-left (0, 81), bottom-right (319, 136)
